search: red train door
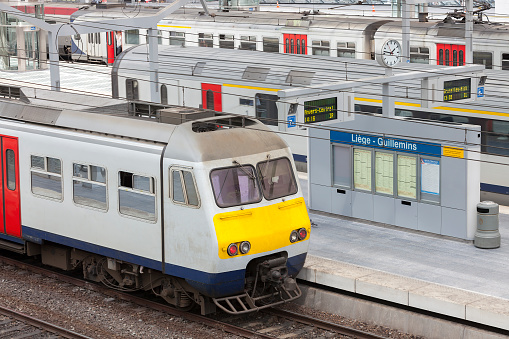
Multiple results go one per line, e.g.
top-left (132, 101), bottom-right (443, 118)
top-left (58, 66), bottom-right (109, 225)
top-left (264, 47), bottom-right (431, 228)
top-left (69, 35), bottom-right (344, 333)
top-left (107, 31), bottom-right (115, 64)
top-left (201, 83), bottom-right (222, 112)
top-left (0, 136), bottom-right (21, 238)
top-left (437, 44), bottom-right (465, 66)
top-left (283, 34), bottom-right (307, 54)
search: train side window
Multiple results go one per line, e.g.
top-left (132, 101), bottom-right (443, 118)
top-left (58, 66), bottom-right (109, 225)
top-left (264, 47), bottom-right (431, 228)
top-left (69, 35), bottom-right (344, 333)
top-left (96, 33), bottom-right (101, 45)
top-left (118, 171), bottom-right (156, 222)
top-left (285, 38), bottom-right (289, 53)
top-left (337, 42), bottom-right (355, 58)
top-left (126, 79), bottom-right (139, 101)
top-left (240, 36), bottom-right (256, 51)
top-left (301, 39), bottom-right (306, 55)
top-left (410, 47), bottom-right (429, 64)
top-left (453, 50), bottom-right (457, 66)
top-left (473, 51), bottom-right (493, 69)
top-left (312, 40), bottom-right (330, 56)
top-left (89, 33), bottom-right (93, 44)
top-left (125, 29), bottom-right (140, 45)
top-left (219, 34), bottom-right (235, 49)
top-left (439, 49), bottom-right (444, 65)
top-left (198, 33), bottom-right (213, 47)
top-left (255, 93), bottom-right (278, 126)
top-left (30, 155), bottom-right (62, 201)
top-left (158, 30), bottom-right (163, 45)
top-left (263, 37), bottom-right (279, 53)
top-left (161, 84), bottom-right (168, 105)
top-left (502, 53), bottom-right (509, 70)
top-left (73, 163), bottom-right (107, 211)
top-left (459, 50), bottom-right (464, 66)
top-left (6, 149), bottom-right (15, 191)
top-left (169, 31), bottom-right (185, 46)
top-left (445, 49), bottom-right (450, 66)
top-left (290, 39), bottom-right (294, 54)
top-left (107, 32), bottom-right (111, 46)
top-left (171, 168), bottom-right (200, 207)
top-left (296, 39), bottom-right (300, 54)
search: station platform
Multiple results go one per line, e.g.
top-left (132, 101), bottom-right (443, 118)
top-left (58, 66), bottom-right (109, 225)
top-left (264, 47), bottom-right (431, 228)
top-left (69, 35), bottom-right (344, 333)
top-left (297, 173), bottom-right (509, 334)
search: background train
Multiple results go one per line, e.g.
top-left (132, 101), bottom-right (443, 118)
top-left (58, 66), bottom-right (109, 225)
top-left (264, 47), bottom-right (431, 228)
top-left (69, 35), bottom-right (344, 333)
top-left (111, 44), bottom-right (509, 205)
top-left (0, 86), bottom-right (310, 315)
top-left (66, 5), bottom-right (509, 71)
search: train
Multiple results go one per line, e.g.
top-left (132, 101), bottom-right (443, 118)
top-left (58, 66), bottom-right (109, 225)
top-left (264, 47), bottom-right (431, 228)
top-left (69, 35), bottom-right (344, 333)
top-left (65, 5), bottom-right (509, 70)
top-left (111, 44), bottom-right (509, 206)
top-left (0, 86), bottom-right (310, 315)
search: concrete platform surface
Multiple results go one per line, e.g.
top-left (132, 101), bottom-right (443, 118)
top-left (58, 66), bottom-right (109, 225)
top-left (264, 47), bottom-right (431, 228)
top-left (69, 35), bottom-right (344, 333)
top-left (297, 173), bottom-right (509, 331)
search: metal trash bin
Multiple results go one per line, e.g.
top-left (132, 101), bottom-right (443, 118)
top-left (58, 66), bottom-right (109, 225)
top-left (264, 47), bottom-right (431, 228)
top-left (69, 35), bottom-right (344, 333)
top-left (474, 201), bottom-right (501, 249)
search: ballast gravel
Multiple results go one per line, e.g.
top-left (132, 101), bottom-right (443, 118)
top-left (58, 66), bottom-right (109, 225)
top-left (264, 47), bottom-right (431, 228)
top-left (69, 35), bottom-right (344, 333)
top-left (0, 261), bottom-right (421, 338)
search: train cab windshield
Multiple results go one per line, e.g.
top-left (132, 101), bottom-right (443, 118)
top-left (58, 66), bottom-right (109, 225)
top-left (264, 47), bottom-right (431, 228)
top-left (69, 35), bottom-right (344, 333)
top-left (257, 157), bottom-right (298, 200)
top-left (210, 157), bottom-right (298, 208)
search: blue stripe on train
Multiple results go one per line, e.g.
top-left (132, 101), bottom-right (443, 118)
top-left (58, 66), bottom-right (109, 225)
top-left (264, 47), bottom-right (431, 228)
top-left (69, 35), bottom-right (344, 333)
top-left (480, 183), bottom-right (509, 195)
top-left (21, 226), bottom-right (307, 298)
top-left (0, 232), bottom-right (24, 244)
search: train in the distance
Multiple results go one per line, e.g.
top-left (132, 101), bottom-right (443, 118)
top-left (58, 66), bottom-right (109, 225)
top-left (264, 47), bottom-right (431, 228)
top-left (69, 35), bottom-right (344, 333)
top-left (0, 86), bottom-right (310, 315)
top-left (66, 5), bottom-right (509, 71)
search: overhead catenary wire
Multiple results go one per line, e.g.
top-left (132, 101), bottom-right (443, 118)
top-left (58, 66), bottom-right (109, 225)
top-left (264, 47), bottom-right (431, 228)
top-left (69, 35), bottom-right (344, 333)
top-left (3, 46), bottom-right (509, 150)
top-left (1, 64), bottom-right (509, 167)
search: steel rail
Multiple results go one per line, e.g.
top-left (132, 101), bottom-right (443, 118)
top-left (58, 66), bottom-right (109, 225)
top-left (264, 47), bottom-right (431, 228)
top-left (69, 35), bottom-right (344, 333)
top-left (0, 255), bottom-right (273, 339)
top-left (264, 308), bottom-right (390, 339)
top-left (0, 304), bottom-right (92, 339)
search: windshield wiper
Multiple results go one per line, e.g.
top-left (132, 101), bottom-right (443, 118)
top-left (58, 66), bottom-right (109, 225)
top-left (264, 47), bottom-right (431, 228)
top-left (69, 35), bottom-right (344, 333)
top-left (232, 160), bottom-right (256, 180)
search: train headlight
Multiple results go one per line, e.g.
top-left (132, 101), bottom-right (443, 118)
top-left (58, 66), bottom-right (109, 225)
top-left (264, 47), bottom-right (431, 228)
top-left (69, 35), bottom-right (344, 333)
top-left (290, 230), bottom-right (299, 243)
top-left (227, 243), bottom-right (239, 256)
top-left (298, 228), bottom-right (307, 240)
top-left (240, 241), bottom-right (251, 254)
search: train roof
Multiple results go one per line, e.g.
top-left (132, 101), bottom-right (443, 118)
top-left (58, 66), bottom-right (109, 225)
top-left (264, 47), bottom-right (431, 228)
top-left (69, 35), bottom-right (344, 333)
top-left (73, 6), bottom-right (393, 32)
top-left (0, 86), bottom-right (288, 161)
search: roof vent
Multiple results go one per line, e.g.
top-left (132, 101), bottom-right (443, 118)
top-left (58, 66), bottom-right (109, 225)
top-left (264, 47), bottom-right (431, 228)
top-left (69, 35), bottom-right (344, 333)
top-left (242, 66), bottom-right (270, 81)
top-left (285, 70), bottom-right (315, 86)
top-left (159, 106), bottom-right (215, 125)
top-left (193, 62), bottom-right (206, 76)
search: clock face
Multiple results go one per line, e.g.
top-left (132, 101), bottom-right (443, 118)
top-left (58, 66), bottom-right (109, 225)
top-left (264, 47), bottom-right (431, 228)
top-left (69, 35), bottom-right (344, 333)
top-left (379, 39), bottom-right (401, 67)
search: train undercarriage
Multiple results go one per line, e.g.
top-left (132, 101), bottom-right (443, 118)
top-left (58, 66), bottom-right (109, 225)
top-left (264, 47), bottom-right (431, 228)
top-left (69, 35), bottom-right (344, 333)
top-left (8, 240), bottom-right (301, 315)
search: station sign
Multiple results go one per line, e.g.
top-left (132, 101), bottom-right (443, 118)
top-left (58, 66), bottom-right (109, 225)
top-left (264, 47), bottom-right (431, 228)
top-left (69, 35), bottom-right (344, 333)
top-left (330, 130), bottom-right (442, 157)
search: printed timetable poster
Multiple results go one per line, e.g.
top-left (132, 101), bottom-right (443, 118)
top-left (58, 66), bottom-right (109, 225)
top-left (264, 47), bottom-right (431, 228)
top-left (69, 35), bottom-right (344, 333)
top-left (397, 155), bottom-right (417, 199)
top-left (375, 152), bottom-right (393, 194)
top-left (354, 148), bottom-right (372, 191)
top-left (421, 159), bottom-right (440, 195)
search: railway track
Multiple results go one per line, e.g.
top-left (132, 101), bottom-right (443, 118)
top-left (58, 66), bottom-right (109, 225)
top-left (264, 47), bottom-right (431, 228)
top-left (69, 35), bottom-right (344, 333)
top-left (0, 304), bottom-right (91, 339)
top-left (0, 254), bottom-right (389, 339)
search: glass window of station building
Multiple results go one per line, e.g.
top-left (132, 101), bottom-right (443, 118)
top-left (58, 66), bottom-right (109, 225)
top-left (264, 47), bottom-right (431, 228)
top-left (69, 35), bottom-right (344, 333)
top-left (0, 7), bottom-right (46, 71)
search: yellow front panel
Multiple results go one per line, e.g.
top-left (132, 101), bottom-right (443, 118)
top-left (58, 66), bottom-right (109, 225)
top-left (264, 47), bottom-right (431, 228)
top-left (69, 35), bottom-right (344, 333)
top-left (213, 197), bottom-right (310, 259)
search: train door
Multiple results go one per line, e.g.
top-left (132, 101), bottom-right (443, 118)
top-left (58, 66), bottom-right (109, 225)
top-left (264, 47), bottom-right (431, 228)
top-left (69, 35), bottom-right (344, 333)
top-left (437, 44), bottom-right (465, 66)
top-left (107, 31), bottom-right (115, 64)
top-left (201, 83), bottom-right (222, 112)
top-left (283, 34), bottom-right (307, 55)
top-left (0, 136), bottom-right (21, 238)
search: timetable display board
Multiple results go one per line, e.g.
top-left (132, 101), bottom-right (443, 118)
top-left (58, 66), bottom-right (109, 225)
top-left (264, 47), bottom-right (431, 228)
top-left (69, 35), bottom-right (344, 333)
top-left (397, 155), bottom-right (417, 199)
top-left (443, 78), bottom-right (471, 102)
top-left (353, 148), bottom-right (371, 191)
top-left (304, 97), bottom-right (337, 123)
top-left (375, 152), bottom-right (394, 195)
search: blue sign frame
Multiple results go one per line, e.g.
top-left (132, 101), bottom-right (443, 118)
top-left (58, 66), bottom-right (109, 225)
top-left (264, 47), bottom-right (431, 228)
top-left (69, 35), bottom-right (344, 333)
top-left (330, 130), bottom-right (441, 157)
